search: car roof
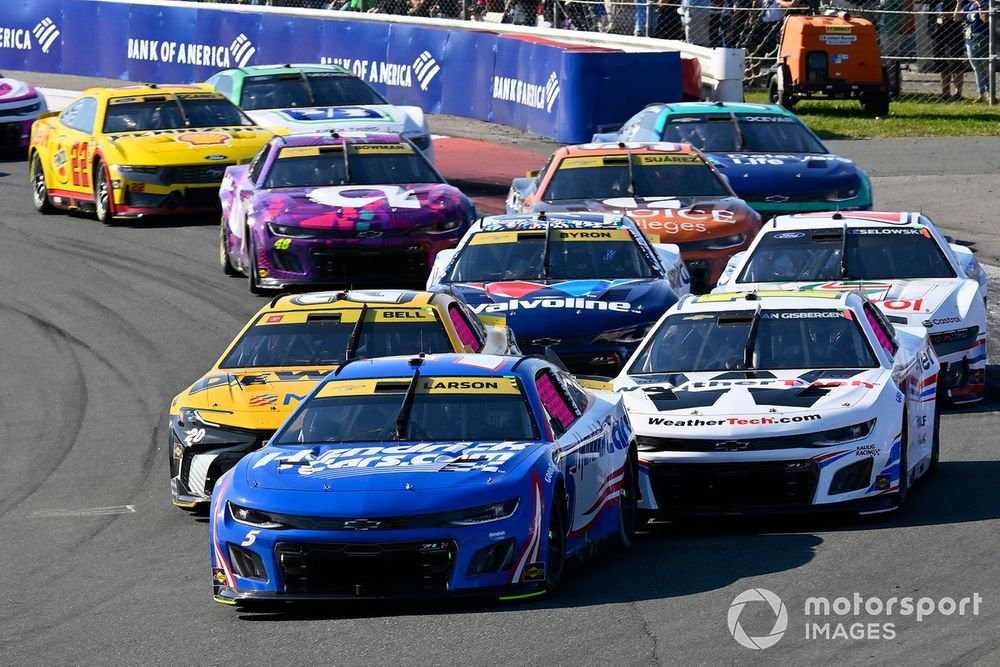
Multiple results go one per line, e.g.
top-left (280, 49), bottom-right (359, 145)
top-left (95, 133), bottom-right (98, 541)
top-left (678, 289), bottom-right (860, 313)
top-left (268, 131), bottom-right (405, 148)
top-left (654, 101), bottom-right (794, 117)
top-left (479, 212), bottom-right (637, 232)
top-left (84, 83), bottom-right (219, 99)
top-left (228, 63), bottom-right (352, 77)
top-left (559, 142), bottom-right (703, 157)
top-left (262, 289), bottom-right (440, 314)
top-left (320, 353), bottom-right (544, 383)
top-left (765, 211), bottom-right (929, 231)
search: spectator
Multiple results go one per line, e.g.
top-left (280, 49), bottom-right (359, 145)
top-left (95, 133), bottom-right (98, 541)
top-left (929, 0), bottom-right (969, 99)
top-left (956, 0), bottom-right (990, 101)
top-left (503, 0), bottom-right (537, 23)
top-left (878, 0), bottom-right (908, 58)
top-left (655, 0), bottom-right (686, 39)
top-left (680, 0), bottom-right (713, 45)
top-left (636, 0), bottom-right (658, 35)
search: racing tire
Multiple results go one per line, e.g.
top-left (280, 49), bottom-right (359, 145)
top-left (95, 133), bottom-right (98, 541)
top-left (30, 153), bottom-right (53, 214)
top-left (220, 219), bottom-right (239, 277)
top-left (768, 68), bottom-right (796, 110)
top-left (93, 159), bottom-right (114, 225)
top-left (615, 453), bottom-right (638, 550)
top-left (245, 227), bottom-right (266, 296)
top-left (892, 414), bottom-right (910, 509)
top-left (545, 496), bottom-right (566, 593)
top-left (928, 403), bottom-right (941, 475)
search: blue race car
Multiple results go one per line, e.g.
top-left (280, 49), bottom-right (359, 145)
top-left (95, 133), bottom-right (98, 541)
top-left (210, 353), bottom-right (637, 604)
top-left (426, 213), bottom-right (691, 376)
top-left (592, 102), bottom-right (872, 219)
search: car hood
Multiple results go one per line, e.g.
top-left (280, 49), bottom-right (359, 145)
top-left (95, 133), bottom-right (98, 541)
top-left (739, 279), bottom-right (959, 320)
top-left (255, 183), bottom-right (472, 231)
top-left (708, 153), bottom-right (862, 198)
top-left (103, 126), bottom-right (272, 163)
top-left (445, 278), bottom-right (675, 339)
top-left (242, 440), bottom-right (545, 493)
top-left (618, 367), bottom-right (890, 436)
top-left (247, 105), bottom-right (407, 133)
top-left (534, 196), bottom-right (757, 241)
top-left (174, 367), bottom-right (335, 431)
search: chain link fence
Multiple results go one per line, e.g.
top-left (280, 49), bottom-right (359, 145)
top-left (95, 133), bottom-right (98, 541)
top-left (185, 0), bottom-right (998, 104)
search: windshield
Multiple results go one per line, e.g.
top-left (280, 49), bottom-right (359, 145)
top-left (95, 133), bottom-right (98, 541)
top-left (263, 143), bottom-right (442, 188)
top-left (542, 153), bottom-right (729, 201)
top-left (738, 227), bottom-right (957, 283)
top-left (629, 309), bottom-right (877, 372)
top-left (660, 114), bottom-right (827, 153)
top-left (272, 376), bottom-right (538, 443)
top-left (103, 94), bottom-right (252, 132)
top-left (219, 309), bottom-right (453, 368)
top-left (446, 227), bottom-right (655, 282)
top-left (240, 72), bottom-right (386, 110)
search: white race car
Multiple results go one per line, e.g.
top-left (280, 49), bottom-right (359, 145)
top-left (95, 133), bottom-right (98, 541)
top-left (715, 211), bottom-right (988, 403)
top-left (206, 64), bottom-right (434, 161)
top-left (0, 74), bottom-right (47, 150)
top-left (614, 290), bottom-right (941, 516)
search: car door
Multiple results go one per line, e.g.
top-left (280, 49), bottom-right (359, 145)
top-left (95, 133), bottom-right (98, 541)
top-left (47, 97), bottom-right (98, 198)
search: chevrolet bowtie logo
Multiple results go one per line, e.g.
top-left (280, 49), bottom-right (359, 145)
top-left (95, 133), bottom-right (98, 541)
top-left (714, 440), bottom-right (750, 451)
top-left (343, 519), bottom-right (381, 530)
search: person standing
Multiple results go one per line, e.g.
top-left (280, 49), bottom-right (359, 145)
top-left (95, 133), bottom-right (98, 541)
top-left (956, 0), bottom-right (990, 101)
top-left (930, 0), bottom-right (969, 99)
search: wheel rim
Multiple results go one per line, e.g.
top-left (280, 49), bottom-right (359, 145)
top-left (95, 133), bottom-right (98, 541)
top-left (95, 167), bottom-right (108, 218)
top-left (219, 223), bottom-right (228, 266)
top-left (32, 157), bottom-right (47, 206)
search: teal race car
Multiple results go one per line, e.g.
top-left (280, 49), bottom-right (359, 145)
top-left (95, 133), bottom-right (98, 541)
top-left (206, 64), bottom-right (433, 161)
top-left (593, 102), bottom-right (871, 219)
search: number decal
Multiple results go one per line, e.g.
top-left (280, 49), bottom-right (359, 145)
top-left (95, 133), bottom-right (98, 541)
top-left (69, 142), bottom-right (90, 188)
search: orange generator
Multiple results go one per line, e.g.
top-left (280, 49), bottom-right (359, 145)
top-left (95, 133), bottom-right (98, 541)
top-left (768, 13), bottom-right (893, 117)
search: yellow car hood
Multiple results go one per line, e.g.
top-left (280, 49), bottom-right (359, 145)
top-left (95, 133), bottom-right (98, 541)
top-left (105, 127), bottom-right (272, 164)
top-left (173, 367), bottom-right (335, 431)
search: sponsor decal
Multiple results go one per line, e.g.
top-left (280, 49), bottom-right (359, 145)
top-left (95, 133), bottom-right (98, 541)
top-left (850, 228), bottom-right (923, 235)
top-left (760, 311), bottom-right (841, 319)
top-left (127, 33), bottom-right (255, 67)
top-left (492, 72), bottom-right (560, 113)
top-left (524, 562), bottom-right (546, 582)
top-left (278, 107), bottom-right (387, 123)
top-left (820, 34), bottom-right (857, 45)
top-left (265, 315), bottom-right (283, 324)
top-left (647, 414), bottom-right (822, 427)
top-left (322, 51), bottom-right (440, 90)
top-left (175, 132), bottom-right (232, 147)
top-left (213, 568), bottom-right (227, 585)
top-left (931, 316), bottom-right (961, 325)
top-left (470, 298), bottom-right (636, 314)
top-left (316, 375), bottom-right (521, 397)
top-left (247, 394), bottom-right (279, 407)
top-left (254, 441), bottom-right (533, 474)
top-left (773, 232), bottom-right (805, 239)
top-left (856, 444), bottom-right (879, 457)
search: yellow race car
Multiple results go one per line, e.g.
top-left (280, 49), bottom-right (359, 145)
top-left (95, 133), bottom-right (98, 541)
top-left (28, 83), bottom-right (272, 224)
top-left (169, 289), bottom-right (519, 509)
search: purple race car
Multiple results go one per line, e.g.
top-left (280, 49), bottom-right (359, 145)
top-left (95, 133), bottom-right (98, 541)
top-left (220, 132), bottom-right (475, 294)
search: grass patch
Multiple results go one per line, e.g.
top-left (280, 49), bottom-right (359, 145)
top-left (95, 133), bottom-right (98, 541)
top-left (745, 91), bottom-right (1000, 138)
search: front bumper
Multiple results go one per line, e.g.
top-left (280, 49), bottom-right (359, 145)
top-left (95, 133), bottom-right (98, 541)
top-left (211, 507), bottom-right (546, 602)
top-left (635, 438), bottom-right (902, 516)
top-left (168, 421), bottom-right (267, 508)
top-left (110, 164), bottom-right (233, 216)
top-left (251, 226), bottom-right (463, 290)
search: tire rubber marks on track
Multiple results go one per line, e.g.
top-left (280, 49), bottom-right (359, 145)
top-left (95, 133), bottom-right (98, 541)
top-left (26, 504), bottom-right (136, 518)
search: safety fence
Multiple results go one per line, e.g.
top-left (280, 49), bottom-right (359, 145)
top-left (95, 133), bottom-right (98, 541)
top-left (211, 0), bottom-right (998, 104)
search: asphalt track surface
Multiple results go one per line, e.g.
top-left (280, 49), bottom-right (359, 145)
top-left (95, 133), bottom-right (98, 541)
top-left (1, 71), bottom-right (999, 665)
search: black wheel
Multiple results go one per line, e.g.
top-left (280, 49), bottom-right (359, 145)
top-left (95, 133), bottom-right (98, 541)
top-left (893, 414), bottom-right (910, 508)
top-left (93, 160), bottom-right (113, 225)
top-left (245, 229), bottom-right (266, 295)
top-left (928, 404), bottom-right (941, 474)
top-left (545, 496), bottom-right (566, 592)
top-left (768, 70), bottom-right (796, 110)
top-left (220, 219), bottom-right (239, 276)
top-left (30, 153), bottom-right (53, 214)
top-left (615, 454), bottom-right (638, 550)
top-left (862, 92), bottom-right (890, 118)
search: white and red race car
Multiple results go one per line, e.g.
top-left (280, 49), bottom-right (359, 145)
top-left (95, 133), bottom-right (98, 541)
top-left (715, 211), bottom-right (988, 403)
top-left (614, 290), bottom-right (940, 516)
top-left (0, 74), bottom-right (47, 150)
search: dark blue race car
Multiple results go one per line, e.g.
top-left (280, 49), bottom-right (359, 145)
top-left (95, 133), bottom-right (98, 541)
top-left (592, 102), bottom-right (872, 219)
top-left (426, 213), bottom-right (691, 375)
top-left (209, 354), bottom-right (636, 604)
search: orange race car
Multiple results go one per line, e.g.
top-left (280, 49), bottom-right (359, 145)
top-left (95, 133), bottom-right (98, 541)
top-left (506, 142), bottom-right (761, 293)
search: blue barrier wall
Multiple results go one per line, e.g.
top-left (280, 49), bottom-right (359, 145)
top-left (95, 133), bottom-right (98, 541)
top-left (0, 0), bottom-right (681, 142)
